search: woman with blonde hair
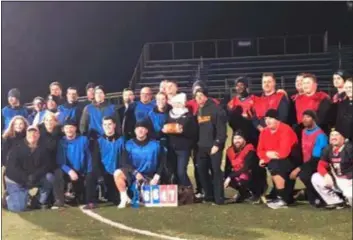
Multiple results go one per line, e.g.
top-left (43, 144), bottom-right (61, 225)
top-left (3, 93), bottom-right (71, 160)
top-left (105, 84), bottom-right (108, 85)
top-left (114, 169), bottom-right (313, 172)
top-left (2, 116), bottom-right (29, 166)
top-left (38, 111), bottom-right (63, 173)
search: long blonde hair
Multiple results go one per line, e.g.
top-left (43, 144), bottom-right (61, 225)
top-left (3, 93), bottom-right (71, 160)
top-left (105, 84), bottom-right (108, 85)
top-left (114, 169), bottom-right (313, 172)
top-left (2, 116), bottom-right (29, 139)
top-left (42, 111), bottom-right (58, 128)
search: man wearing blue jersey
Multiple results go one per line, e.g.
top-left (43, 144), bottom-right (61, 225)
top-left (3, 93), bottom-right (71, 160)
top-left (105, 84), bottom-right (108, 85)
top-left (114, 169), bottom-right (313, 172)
top-left (114, 120), bottom-right (166, 208)
top-left (53, 120), bottom-right (96, 209)
top-left (57, 87), bottom-right (84, 125)
top-left (92, 116), bottom-right (125, 204)
top-left (80, 85), bottom-right (121, 139)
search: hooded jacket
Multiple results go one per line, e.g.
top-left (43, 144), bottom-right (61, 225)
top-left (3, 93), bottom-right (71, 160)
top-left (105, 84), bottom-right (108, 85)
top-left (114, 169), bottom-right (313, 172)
top-left (197, 98), bottom-right (227, 148)
top-left (336, 98), bottom-right (353, 141)
top-left (57, 101), bottom-right (84, 125)
top-left (1, 131), bottom-right (26, 166)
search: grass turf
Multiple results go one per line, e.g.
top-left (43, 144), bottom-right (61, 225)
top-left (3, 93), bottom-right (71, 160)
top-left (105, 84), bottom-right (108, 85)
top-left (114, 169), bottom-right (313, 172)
top-left (2, 127), bottom-right (353, 240)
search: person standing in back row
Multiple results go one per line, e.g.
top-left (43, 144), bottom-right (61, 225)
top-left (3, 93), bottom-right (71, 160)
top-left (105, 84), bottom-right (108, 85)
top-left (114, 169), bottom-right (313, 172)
top-left (195, 88), bottom-right (227, 205)
top-left (336, 78), bottom-right (353, 141)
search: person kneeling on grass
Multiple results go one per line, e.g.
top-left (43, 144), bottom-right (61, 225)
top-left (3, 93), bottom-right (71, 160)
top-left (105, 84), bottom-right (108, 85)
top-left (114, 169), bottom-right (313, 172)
top-left (53, 120), bottom-right (96, 209)
top-left (114, 120), bottom-right (166, 209)
top-left (4, 125), bottom-right (54, 212)
top-left (92, 116), bottom-right (125, 204)
top-left (224, 130), bottom-right (267, 203)
top-left (257, 109), bottom-right (300, 209)
top-left (311, 128), bottom-right (353, 209)
top-left (289, 110), bottom-right (328, 207)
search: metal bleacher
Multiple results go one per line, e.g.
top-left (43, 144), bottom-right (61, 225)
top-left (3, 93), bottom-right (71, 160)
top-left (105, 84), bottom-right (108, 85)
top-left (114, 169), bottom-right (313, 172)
top-left (127, 33), bottom-right (353, 102)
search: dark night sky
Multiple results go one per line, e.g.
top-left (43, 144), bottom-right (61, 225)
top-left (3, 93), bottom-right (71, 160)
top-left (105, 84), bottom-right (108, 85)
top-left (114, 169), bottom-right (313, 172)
top-left (1, 2), bottom-right (352, 104)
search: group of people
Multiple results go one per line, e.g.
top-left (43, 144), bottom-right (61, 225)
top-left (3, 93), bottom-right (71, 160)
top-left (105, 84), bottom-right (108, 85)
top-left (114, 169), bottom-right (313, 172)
top-left (1, 69), bottom-right (352, 212)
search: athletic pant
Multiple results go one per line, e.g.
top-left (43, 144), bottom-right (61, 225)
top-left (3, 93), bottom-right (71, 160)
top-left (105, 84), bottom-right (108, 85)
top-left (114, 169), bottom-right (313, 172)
top-left (197, 147), bottom-right (224, 204)
top-left (5, 173), bottom-right (54, 212)
top-left (53, 169), bottom-right (96, 204)
top-left (192, 147), bottom-right (203, 193)
top-left (311, 173), bottom-right (352, 206)
top-left (297, 161), bottom-right (321, 205)
top-left (102, 173), bottom-right (120, 204)
top-left (267, 159), bottom-right (296, 204)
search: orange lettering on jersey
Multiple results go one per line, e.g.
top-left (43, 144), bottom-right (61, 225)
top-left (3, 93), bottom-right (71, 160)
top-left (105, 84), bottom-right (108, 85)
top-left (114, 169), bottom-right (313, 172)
top-left (198, 116), bottom-right (211, 123)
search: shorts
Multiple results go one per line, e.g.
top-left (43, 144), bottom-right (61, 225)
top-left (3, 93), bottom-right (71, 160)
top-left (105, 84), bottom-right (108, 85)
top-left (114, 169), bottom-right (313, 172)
top-left (123, 169), bottom-right (153, 186)
top-left (267, 159), bottom-right (295, 179)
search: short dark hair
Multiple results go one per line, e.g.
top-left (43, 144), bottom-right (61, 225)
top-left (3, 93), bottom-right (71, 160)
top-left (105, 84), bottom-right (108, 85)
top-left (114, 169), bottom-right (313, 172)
top-left (67, 87), bottom-right (78, 92)
top-left (297, 73), bottom-right (305, 77)
top-left (49, 81), bottom-right (62, 89)
top-left (123, 88), bottom-right (133, 93)
top-left (302, 73), bottom-right (318, 83)
top-left (262, 72), bottom-right (276, 80)
top-left (103, 116), bottom-right (116, 124)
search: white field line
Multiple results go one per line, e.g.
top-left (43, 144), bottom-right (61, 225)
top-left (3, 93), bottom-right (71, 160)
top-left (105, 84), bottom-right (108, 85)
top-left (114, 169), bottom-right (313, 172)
top-left (79, 206), bottom-right (188, 240)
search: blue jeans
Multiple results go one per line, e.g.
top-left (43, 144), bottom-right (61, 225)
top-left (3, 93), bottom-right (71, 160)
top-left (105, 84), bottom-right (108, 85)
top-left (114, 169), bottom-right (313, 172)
top-left (171, 150), bottom-right (192, 187)
top-left (5, 173), bottom-right (54, 212)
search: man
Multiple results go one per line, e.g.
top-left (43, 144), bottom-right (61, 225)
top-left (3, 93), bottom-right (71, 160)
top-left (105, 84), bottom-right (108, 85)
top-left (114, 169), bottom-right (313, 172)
top-left (114, 120), bottom-right (166, 208)
top-left (195, 88), bottom-right (227, 205)
top-left (288, 73), bottom-right (305, 126)
top-left (80, 85), bottom-right (121, 139)
top-left (4, 125), bottom-right (54, 212)
top-left (159, 80), bottom-right (169, 94)
top-left (252, 73), bottom-right (289, 132)
top-left (49, 81), bottom-right (65, 105)
top-left (311, 129), bottom-right (353, 208)
top-left (92, 117), bottom-right (125, 204)
top-left (28, 97), bottom-right (45, 125)
top-left (336, 78), bottom-right (353, 141)
top-left (33, 95), bottom-right (59, 125)
top-left (289, 110), bottom-right (328, 206)
top-left (257, 109), bottom-right (299, 209)
top-left (83, 82), bottom-right (96, 106)
top-left (123, 87), bottom-right (155, 138)
top-left (166, 80), bottom-right (179, 103)
top-left (57, 87), bottom-right (83, 125)
top-left (54, 120), bottom-right (96, 209)
top-left (224, 130), bottom-right (267, 203)
top-left (227, 77), bottom-right (258, 146)
top-left (118, 88), bottom-right (135, 136)
top-left (2, 88), bottom-right (29, 130)
top-left (332, 70), bottom-right (350, 103)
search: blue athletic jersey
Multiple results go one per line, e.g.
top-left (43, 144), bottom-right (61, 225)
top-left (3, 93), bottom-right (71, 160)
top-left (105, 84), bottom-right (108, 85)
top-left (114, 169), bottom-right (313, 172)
top-left (86, 103), bottom-right (116, 136)
top-left (304, 126), bottom-right (328, 158)
top-left (148, 109), bottom-right (168, 134)
top-left (57, 104), bottom-right (79, 125)
top-left (2, 106), bottom-right (29, 130)
top-left (97, 136), bottom-right (125, 175)
top-left (134, 101), bottom-right (155, 122)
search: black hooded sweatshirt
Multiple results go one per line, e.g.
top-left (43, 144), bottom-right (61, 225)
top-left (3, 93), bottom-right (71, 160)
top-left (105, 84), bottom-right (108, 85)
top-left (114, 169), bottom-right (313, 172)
top-left (336, 98), bottom-right (353, 141)
top-left (1, 131), bottom-right (26, 167)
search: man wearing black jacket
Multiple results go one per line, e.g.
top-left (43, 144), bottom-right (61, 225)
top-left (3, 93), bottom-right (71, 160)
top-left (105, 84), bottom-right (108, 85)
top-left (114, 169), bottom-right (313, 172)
top-left (336, 78), bottom-right (353, 141)
top-left (4, 125), bottom-right (54, 212)
top-left (195, 88), bottom-right (227, 205)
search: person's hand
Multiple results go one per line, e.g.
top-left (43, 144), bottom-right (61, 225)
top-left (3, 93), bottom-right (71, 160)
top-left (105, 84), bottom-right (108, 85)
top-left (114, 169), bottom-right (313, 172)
top-left (224, 177), bottom-right (231, 188)
top-left (324, 174), bottom-right (334, 188)
top-left (277, 89), bottom-right (288, 97)
top-left (68, 170), bottom-right (79, 181)
top-left (150, 174), bottom-right (160, 185)
top-left (266, 151), bottom-right (279, 159)
top-left (257, 125), bottom-right (264, 132)
top-left (176, 124), bottom-right (183, 133)
top-left (259, 159), bottom-right (266, 167)
top-left (135, 172), bottom-right (145, 182)
top-left (210, 145), bottom-right (219, 155)
top-left (290, 167), bottom-right (301, 180)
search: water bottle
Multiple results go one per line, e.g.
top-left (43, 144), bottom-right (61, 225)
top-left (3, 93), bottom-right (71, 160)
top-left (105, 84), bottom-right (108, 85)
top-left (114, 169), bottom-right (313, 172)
top-left (131, 182), bottom-right (140, 209)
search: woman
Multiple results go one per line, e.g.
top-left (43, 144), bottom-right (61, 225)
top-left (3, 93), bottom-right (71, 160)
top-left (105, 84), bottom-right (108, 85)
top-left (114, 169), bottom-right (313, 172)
top-left (38, 112), bottom-right (63, 173)
top-left (147, 92), bottom-right (170, 146)
top-left (163, 93), bottom-right (198, 188)
top-left (2, 116), bottom-right (29, 167)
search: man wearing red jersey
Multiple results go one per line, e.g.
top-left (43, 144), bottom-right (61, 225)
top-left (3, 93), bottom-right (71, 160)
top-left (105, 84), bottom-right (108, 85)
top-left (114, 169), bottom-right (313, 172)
top-left (227, 77), bottom-right (258, 146)
top-left (252, 73), bottom-right (289, 133)
top-left (257, 109), bottom-right (299, 209)
top-left (295, 73), bottom-right (332, 135)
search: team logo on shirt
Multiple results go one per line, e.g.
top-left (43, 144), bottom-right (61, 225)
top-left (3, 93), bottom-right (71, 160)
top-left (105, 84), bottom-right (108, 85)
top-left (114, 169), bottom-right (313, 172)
top-left (198, 116), bottom-right (211, 123)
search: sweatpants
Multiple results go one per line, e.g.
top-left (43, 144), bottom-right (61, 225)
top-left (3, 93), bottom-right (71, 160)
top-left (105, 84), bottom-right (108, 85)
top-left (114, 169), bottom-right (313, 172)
top-left (311, 173), bottom-right (352, 206)
top-left (267, 159), bottom-right (296, 203)
top-left (5, 173), bottom-right (54, 212)
top-left (192, 147), bottom-right (203, 193)
top-left (53, 169), bottom-right (96, 205)
top-left (297, 161), bottom-right (321, 205)
top-left (197, 147), bottom-right (224, 204)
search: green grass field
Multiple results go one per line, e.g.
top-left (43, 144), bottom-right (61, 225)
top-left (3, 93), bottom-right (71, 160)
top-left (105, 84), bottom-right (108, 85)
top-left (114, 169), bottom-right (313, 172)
top-left (2, 128), bottom-right (353, 240)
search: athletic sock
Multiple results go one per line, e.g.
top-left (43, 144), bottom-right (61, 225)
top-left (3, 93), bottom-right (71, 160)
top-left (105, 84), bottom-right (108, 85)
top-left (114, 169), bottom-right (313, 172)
top-left (276, 188), bottom-right (288, 203)
top-left (120, 191), bottom-right (128, 200)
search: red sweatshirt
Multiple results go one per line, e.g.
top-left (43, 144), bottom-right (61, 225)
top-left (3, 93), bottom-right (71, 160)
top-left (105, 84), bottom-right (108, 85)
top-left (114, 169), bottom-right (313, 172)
top-left (186, 98), bottom-right (220, 115)
top-left (257, 122), bottom-right (298, 163)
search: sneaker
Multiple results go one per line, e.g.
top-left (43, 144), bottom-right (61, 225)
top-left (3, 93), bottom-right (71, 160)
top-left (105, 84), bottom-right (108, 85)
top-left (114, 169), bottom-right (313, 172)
top-left (82, 203), bottom-right (97, 210)
top-left (245, 195), bottom-right (262, 205)
top-left (51, 201), bottom-right (65, 210)
top-left (117, 197), bottom-right (131, 209)
top-left (266, 198), bottom-right (288, 209)
top-left (195, 192), bottom-right (204, 199)
top-left (233, 193), bottom-right (246, 203)
top-left (325, 202), bottom-right (345, 210)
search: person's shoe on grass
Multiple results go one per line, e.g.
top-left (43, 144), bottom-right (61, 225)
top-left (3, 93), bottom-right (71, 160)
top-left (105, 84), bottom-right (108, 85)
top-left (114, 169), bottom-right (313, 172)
top-left (266, 198), bottom-right (288, 209)
top-left (117, 197), bottom-right (131, 209)
top-left (83, 203), bottom-right (97, 210)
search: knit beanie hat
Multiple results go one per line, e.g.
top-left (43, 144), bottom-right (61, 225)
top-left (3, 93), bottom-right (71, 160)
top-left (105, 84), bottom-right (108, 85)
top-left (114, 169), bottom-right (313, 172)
top-left (86, 82), bottom-right (96, 91)
top-left (170, 93), bottom-right (187, 106)
top-left (8, 88), bottom-right (21, 100)
top-left (334, 70), bottom-right (351, 81)
top-left (303, 110), bottom-right (318, 122)
top-left (265, 109), bottom-right (279, 120)
top-left (235, 76), bottom-right (249, 88)
top-left (95, 85), bottom-right (105, 94)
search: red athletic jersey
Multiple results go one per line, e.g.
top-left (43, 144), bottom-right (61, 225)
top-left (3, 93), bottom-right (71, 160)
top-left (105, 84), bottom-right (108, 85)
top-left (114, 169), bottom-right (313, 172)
top-left (295, 92), bottom-right (330, 123)
top-left (252, 92), bottom-right (285, 119)
top-left (302, 128), bottom-right (324, 162)
top-left (186, 98), bottom-right (220, 115)
top-left (257, 122), bottom-right (298, 163)
top-left (227, 95), bottom-right (256, 119)
top-left (226, 144), bottom-right (255, 172)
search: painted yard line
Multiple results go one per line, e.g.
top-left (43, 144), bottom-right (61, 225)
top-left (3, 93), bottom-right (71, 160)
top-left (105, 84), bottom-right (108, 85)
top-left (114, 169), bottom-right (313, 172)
top-left (79, 206), bottom-right (188, 240)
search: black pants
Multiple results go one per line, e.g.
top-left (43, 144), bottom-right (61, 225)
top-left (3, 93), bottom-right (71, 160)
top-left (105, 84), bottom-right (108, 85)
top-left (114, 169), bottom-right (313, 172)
top-left (298, 161), bottom-right (321, 205)
top-left (192, 146), bottom-right (203, 193)
top-left (197, 147), bottom-right (224, 204)
top-left (53, 169), bottom-right (96, 204)
top-left (249, 167), bottom-right (268, 198)
top-left (267, 159), bottom-right (296, 204)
